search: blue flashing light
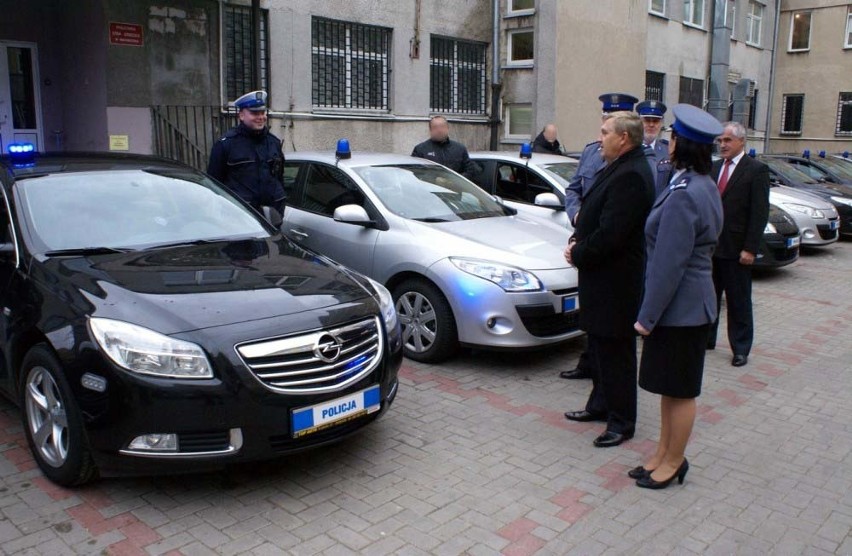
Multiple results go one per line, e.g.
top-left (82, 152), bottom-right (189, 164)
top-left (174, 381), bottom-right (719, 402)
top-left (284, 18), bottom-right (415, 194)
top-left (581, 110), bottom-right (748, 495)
top-left (818, 150), bottom-right (826, 158)
top-left (802, 149), bottom-right (810, 159)
top-left (748, 148), bottom-right (756, 158)
top-left (7, 142), bottom-right (36, 165)
top-left (336, 138), bottom-right (352, 159)
top-left (843, 151), bottom-right (850, 159)
top-left (520, 143), bottom-right (532, 159)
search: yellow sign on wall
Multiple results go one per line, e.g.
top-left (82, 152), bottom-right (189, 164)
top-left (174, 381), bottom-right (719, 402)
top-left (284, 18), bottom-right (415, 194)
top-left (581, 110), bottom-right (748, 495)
top-left (109, 135), bottom-right (129, 151)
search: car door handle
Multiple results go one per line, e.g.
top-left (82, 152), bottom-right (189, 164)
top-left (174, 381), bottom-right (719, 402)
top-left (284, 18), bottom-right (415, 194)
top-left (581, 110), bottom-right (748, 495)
top-left (289, 229), bottom-right (309, 240)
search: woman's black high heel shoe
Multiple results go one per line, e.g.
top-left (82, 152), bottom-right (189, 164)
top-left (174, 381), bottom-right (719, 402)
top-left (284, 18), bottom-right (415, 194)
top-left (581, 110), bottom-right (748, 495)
top-left (636, 459), bottom-right (689, 489)
top-left (627, 465), bottom-right (652, 479)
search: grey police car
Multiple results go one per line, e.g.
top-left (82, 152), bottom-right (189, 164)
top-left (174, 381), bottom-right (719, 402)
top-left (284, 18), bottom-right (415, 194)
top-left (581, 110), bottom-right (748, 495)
top-left (281, 142), bottom-right (581, 363)
top-left (769, 184), bottom-right (840, 246)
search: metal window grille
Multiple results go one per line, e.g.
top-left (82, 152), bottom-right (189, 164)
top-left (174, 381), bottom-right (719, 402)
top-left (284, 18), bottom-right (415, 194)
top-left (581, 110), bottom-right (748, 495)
top-left (781, 94), bottom-right (804, 134)
top-left (837, 92), bottom-right (852, 136)
top-left (222, 5), bottom-right (270, 104)
top-left (748, 89), bottom-right (758, 129)
top-left (312, 17), bottom-right (392, 110)
top-left (430, 36), bottom-right (487, 115)
top-left (678, 76), bottom-right (704, 107)
top-left (645, 71), bottom-right (665, 102)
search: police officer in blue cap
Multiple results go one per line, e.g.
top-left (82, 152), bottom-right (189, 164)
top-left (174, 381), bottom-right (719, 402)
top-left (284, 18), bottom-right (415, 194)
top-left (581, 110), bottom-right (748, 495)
top-left (208, 90), bottom-right (286, 215)
top-left (637, 100), bottom-right (673, 197)
top-left (631, 104), bottom-right (724, 489)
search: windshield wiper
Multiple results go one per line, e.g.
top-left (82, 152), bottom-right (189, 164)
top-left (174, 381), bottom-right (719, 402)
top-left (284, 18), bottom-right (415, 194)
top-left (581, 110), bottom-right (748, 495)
top-left (412, 217), bottom-right (453, 223)
top-left (146, 239), bottom-right (224, 250)
top-left (43, 246), bottom-right (134, 257)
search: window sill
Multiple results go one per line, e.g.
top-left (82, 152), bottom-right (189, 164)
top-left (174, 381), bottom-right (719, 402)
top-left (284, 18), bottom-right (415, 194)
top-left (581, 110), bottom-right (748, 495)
top-left (682, 21), bottom-right (707, 32)
top-left (779, 132), bottom-right (803, 136)
top-left (505, 10), bottom-right (535, 18)
top-left (745, 41), bottom-right (763, 49)
top-left (648, 11), bottom-right (668, 20)
top-left (787, 48), bottom-right (811, 53)
top-left (503, 62), bottom-right (534, 69)
top-left (311, 108), bottom-right (392, 117)
top-left (502, 137), bottom-right (530, 144)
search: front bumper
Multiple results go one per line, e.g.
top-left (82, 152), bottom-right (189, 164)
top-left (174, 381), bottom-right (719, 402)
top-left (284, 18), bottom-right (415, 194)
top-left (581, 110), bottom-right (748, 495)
top-left (428, 260), bottom-right (583, 349)
top-left (755, 233), bottom-right (800, 267)
top-left (65, 312), bottom-right (402, 476)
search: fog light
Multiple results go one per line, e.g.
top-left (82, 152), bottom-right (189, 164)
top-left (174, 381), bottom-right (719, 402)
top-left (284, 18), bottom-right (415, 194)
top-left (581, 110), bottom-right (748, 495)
top-left (81, 373), bottom-right (107, 392)
top-left (804, 230), bottom-right (816, 239)
top-left (486, 318), bottom-right (496, 329)
top-left (128, 433), bottom-right (178, 451)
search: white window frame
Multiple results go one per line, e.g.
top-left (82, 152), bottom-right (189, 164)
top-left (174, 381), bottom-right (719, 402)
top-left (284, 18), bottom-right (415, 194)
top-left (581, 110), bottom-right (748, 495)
top-left (507, 0), bottom-right (535, 17)
top-left (506, 29), bottom-right (534, 66)
top-left (684, 0), bottom-right (705, 29)
top-left (746, 1), bottom-right (763, 47)
top-left (788, 11), bottom-right (812, 52)
top-left (724, 0), bottom-right (736, 38)
top-left (649, 0), bottom-right (667, 17)
top-left (505, 103), bottom-right (533, 140)
top-left (845, 9), bottom-right (852, 49)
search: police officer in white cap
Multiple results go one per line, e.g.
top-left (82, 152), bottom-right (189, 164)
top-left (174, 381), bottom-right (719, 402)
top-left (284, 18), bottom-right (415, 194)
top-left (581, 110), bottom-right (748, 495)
top-left (208, 90), bottom-right (286, 215)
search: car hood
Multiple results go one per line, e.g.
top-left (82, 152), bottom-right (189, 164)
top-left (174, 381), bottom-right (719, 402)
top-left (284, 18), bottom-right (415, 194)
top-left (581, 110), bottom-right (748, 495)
top-left (770, 186), bottom-right (835, 210)
top-left (407, 213), bottom-right (572, 271)
top-left (33, 237), bottom-right (372, 334)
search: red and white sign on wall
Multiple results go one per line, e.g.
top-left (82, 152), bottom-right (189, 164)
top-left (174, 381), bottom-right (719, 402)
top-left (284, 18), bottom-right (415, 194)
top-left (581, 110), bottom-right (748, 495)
top-left (109, 22), bottom-right (144, 47)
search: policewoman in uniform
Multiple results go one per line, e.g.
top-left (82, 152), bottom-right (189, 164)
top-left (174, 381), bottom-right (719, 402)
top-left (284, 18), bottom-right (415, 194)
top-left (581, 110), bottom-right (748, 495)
top-left (631, 104), bottom-right (724, 489)
top-left (207, 90), bottom-right (286, 214)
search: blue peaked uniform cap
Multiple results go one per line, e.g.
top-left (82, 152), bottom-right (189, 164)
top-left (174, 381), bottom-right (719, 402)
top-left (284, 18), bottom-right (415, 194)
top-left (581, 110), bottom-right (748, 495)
top-left (234, 90), bottom-right (268, 111)
top-left (599, 93), bottom-right (639, 113)
top-left (670, 104), bottom-right (724, 145)
top-left (637, 100), bottom-right (667, 119)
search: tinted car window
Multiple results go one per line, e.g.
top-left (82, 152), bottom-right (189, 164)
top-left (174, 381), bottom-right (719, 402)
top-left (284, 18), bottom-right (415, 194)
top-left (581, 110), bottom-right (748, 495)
top-left (302, 164), bottom-right (367, 217)
top-left (540, 162), bottom-right (577, 187)
top-left (282, 162), bottom-right (302, 199)
top-left (789, 160), bottom-right (830, 181)
top-left (17, 169), bottom-right (269, 252)
top-left (495, 163), bottom-right (551, 204)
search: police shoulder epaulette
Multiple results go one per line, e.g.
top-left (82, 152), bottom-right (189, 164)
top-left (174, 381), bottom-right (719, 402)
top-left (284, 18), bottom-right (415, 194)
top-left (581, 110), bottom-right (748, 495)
top-left (222, 128), bottom-right (240, 140)
top-left (584, 140), bottom-right (601, 149)
top-left (657, 158), bottom-right (670, 167)
top-left (659, 138), bottom-right (669, 145)
top-left (670, 177), bottom-right (690, 191)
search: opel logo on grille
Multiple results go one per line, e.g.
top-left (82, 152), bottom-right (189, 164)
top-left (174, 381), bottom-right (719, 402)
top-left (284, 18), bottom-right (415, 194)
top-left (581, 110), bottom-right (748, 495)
top-left (314, 333), bottom-right (343, 363)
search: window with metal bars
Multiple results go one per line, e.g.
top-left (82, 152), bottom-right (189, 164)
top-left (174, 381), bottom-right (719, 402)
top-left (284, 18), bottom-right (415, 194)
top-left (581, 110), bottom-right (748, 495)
top-left (645, 71), bottom-right (665, 102)
top-left (311, 17), bottom-right (392, 110)
top-left (781, 94), bottom-right (804, 134)
top-left (222, 4), bottom-right (270, 105)
top-left (837, 93), bottom-right (852, 136)
top-left (429, 36), bottom-right (487, 115)
top-left (678, 76), bottom-right (704, 107)
top-left (748, 89), bottom-right (758, 130)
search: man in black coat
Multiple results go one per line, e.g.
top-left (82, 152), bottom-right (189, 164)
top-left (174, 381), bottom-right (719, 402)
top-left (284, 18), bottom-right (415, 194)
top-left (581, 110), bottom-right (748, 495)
top-left (412, 116), bottom-right (481, 180)
top-left (564, 112), bottom-right (655, 448)
top-left (532, 124), bottom-right (565, 155)
top-left (708, 122), bottom-right (770, 367)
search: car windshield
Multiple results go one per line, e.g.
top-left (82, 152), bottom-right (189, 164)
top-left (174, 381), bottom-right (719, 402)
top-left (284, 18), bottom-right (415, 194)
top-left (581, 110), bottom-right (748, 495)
top-left (17, 168), bottom-right (270, 252)
top-left (540, 162), bottom-right (577, 187)
top-left (353, 164), bottom-right (506, 222)
top-left (817, 158), bottom-right (852, 181)
top-left (762, 159), bottom-right (818, 185)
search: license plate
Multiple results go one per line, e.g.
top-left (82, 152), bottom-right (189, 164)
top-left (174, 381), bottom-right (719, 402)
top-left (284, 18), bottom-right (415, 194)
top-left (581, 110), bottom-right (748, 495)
top-left (787, 236), bottom-right (801, 248)
top-left (291, 385), bottom-right (381, 438)
top-left (562, 295), bottom-right (579, 313)
top-left (830, 220), bottom-right (840, 230)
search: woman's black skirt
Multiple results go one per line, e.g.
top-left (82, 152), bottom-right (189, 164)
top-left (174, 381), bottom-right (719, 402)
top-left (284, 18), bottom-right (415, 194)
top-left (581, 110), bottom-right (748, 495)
top-left (639, 324), bottom-right (711, 399)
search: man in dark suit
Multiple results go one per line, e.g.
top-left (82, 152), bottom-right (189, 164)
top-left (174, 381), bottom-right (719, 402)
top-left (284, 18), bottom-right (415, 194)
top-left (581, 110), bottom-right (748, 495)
top-left (564, 111), bottom-right (655, 448)
top-left (708, 122), bottom-right (770, 367)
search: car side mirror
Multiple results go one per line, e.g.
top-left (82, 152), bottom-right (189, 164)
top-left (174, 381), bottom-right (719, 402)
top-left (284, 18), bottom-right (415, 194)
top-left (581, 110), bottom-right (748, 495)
top-left (534, 192), bottom-right (563, 209)
top-left (262, 206), bottom-right (283, 229)
top-left (333, 204), bottom-right (374, 227)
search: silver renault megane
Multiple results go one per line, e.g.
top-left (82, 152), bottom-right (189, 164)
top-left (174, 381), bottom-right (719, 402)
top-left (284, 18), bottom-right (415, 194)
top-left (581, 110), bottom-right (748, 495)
top-left (281, 144), bottom-right (581, 362)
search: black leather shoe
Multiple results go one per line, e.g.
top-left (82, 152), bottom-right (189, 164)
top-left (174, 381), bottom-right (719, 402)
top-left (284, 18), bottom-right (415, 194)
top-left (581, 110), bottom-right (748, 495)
top-left (636, 459), bottom-right (689, 489)
top-left (706, 343), bottom-right (715, 351)
top-left (732, 354), bottom-right (748, 367)
top-left (627, 465), bottom-right (653, 479)
top-left (593, 430), bottom-right (633, 448)
top-left (564, 410), bottom-right (606, 423)
top-left (559, 368), bottom-right (591, 379)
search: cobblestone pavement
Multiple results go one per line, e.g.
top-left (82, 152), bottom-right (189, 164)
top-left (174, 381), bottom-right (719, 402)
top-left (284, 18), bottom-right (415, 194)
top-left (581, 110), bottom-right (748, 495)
top-left (1, 242), bottom-right (851, 555)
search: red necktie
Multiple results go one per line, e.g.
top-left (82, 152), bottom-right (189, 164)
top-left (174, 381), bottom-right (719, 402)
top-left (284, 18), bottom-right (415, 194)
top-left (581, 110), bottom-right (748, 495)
top-left (718, 160), bottom-right (732, 195)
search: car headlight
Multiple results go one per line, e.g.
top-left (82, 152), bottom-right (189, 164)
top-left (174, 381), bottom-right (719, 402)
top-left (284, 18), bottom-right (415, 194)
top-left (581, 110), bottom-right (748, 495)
top-left (830, 196), bottom-right (852, 207)
top-left (367, 278), bottom-right (398, 331)
top-left (89, 318), bottom-right (213, 378)
top-left (450, 257), bottom-right (543, 292)
top-left (764, 222), bottom-right (777, 234)
top-left (782, 203), bottom-right (824, 219)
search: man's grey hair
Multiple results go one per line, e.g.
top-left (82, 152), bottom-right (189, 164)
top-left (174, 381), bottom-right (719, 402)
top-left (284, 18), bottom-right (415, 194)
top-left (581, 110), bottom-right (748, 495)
top-left (722, 121), bottom-right (747, 140)
top-left (608, 111), bottom-right (644, 148)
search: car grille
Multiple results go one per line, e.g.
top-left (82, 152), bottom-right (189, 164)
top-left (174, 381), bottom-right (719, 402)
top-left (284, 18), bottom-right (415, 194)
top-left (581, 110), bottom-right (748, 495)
top-left (178, 430), bottom-right (231, 453)
top-left (817, 223), bottom-right (839, 240)
top-left (236, 317), bottom-right (383, 394)
top-left (516, 304), bottom-right (581, 338)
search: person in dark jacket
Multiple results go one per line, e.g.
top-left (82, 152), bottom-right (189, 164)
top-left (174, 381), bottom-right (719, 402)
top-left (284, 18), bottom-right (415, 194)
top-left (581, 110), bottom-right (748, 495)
top-left (707, 121), bottom-right (770, 367)
top-left (207, 90), bottom-right (286, 214)
top-left (411, 116), bottom-right (481, 180)
top-left (563, 111), bottom-right (655, 448)
top-left (532, 124), bottom-right (565, 155)
top-left (632, 104), bottom-right (724, 490)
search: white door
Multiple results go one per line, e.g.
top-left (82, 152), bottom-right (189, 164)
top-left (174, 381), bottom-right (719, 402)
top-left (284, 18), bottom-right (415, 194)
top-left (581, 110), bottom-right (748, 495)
top-left (0, 41), bottom-right (43, 152)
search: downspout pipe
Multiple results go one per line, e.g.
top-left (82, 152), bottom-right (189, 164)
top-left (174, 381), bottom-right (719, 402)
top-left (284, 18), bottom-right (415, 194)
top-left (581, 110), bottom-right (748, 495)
top-left (707, 0), bottom-right (732, 122)
top-left (489, 0), bottom-right (502, 150)
top-left (764, 0), bottom-right (781, 153)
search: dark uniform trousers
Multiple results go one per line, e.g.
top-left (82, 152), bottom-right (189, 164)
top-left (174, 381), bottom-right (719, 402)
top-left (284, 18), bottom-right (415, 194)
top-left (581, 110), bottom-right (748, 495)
top-left (584, 334), bottom-right (637, 435)
top-left (709, 258), bottom-right (754, 356)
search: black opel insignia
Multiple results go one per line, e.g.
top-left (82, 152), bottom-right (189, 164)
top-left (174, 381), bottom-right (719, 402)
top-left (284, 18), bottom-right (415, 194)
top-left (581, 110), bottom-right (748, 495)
top-left (0, 151), bottom-right (401, 486)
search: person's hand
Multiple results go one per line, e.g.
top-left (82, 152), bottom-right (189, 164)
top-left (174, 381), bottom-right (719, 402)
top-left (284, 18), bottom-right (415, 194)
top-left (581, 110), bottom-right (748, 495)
top-left (634, 322), bottom-right (651, 336)
top-left (739, 250), bottom-right (756, 266)
top-left (564, 238), bottom-right (577, 265)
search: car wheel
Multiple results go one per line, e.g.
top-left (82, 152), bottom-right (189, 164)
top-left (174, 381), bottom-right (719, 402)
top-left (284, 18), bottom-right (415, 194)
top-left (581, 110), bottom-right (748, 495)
top-left (392, 279), bottom-right (458, 363)
top-left (20, 344), bottom-right (97, 486)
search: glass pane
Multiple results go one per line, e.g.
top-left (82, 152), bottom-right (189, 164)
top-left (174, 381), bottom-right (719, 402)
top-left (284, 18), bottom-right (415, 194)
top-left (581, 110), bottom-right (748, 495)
top-left (510, 0), bottom-right (535, 11)
top-left (510, 31), bottom-right (534, 61)
top-left (791, 12), bottom-right (811, 50)
top-left (846, 14), bottom-right (852, 47)
top-left (304, 165), bottom-right (365, 217)
top-left (508, 105), bottom-right (532, 136)
top-left (7, 47), bottom-right (36, 130)
top-left (651, 0), bottom-right (666, 14)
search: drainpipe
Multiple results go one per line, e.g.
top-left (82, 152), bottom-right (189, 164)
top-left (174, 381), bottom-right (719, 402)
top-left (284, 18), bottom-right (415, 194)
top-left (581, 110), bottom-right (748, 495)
top-left (764, 0), bottom-right (781, 153)
top-left (489, 0), bottom-right (502, 150)
top-left (707, 0), bottom-right (732, 121)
